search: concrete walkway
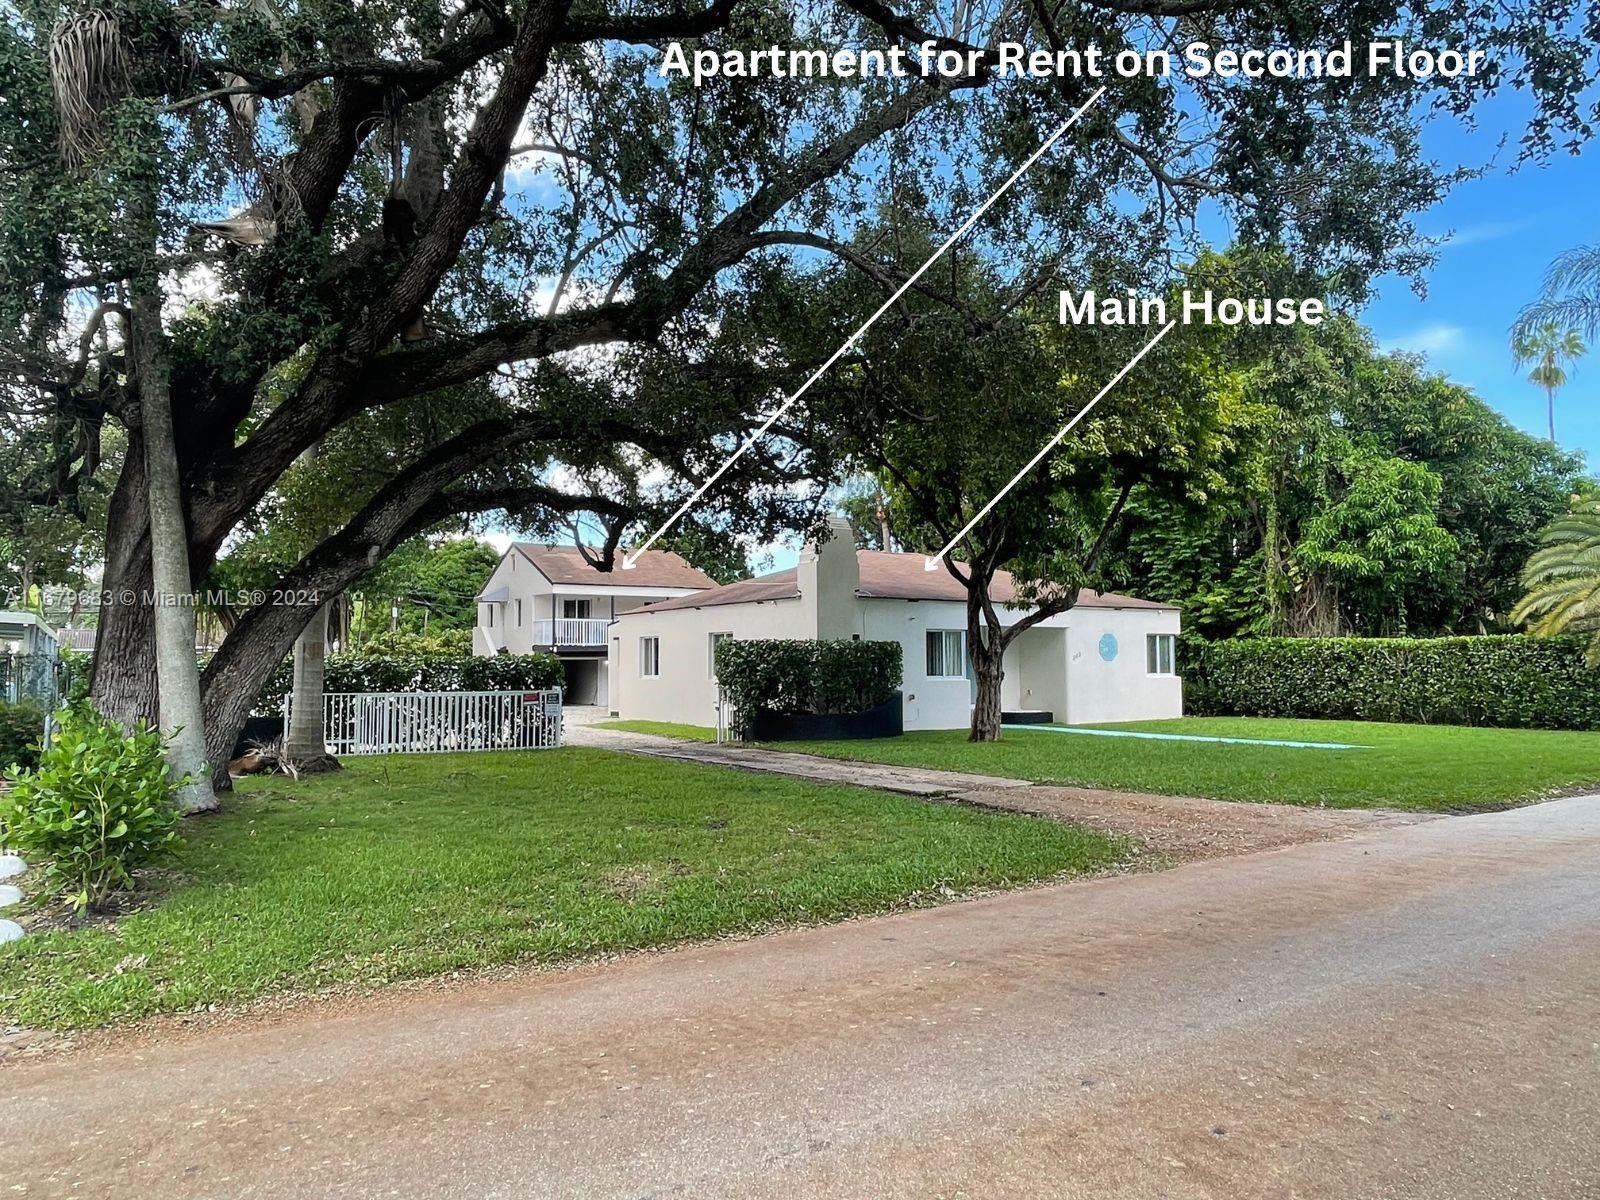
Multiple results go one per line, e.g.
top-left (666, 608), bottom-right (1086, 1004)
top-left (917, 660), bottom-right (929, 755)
top-left (569, 722), bottom-right (1033, 797)
top-left (568, 723), bottom-right (1426, 860)
top-left (6, 796), bottom-right (1598, 1198)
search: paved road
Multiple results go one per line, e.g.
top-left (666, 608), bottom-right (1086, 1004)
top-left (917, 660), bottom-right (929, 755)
top-left (5, 796), bottom-right (1598, 1199)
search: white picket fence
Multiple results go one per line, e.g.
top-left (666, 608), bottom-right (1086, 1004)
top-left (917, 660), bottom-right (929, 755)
top-left (284, 690), bottom-right (563, 756)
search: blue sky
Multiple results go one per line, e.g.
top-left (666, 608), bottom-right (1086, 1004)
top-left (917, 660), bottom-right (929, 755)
top-left (1359, 90), bottom-right (1596, 467)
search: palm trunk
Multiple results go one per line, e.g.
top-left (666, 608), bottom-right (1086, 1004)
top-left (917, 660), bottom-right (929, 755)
top-left (130, 280), bottom-right (218, 814)
top-left (1548, 383), bottom-right (1556, 443)
top-left (284, 600), bottom-right (339, 772)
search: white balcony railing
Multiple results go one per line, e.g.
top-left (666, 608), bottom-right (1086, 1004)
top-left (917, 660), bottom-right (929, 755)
top-left (532, 617), bottom-right (609, 647)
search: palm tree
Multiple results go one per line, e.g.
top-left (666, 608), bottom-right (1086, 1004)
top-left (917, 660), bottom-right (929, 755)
top-left (1514, 245), bottom-right (1600, 442)
top-left (1511, 321), bottom-right (1585, 443)
top-left (1512, 497), bottom-right (1600, 665)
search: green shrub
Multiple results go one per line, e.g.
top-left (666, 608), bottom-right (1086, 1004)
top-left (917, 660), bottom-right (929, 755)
top-left (354, 628), bottom-right (473, 657)
top-left (716, 639), bottom-right (903, 726)
top-left (1184, 634), bottom-right (1600, 730)
top-left (0, 704), bottom-right (182, 911)
top-left (0, 700), bottom-right (45, 773)
top-left (258, 651), bottom-right (563, 711)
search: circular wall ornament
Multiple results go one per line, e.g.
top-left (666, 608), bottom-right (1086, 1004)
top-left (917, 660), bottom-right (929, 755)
top-left (1098, 633), bottom-right (1119, 662)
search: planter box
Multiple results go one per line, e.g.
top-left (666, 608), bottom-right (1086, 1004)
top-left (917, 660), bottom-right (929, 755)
top-left (745, 693), bottom-right (903, 742)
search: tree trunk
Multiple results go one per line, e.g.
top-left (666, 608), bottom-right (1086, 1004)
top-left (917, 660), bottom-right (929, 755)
top-left (1548, 383), bottom-right (1557, 443)
top-left (130, 282), bottom-right (219, 815)
top-left (968, 648), bottom-right (1004, 742)
top-left (90, 444), bottom-right (162, 727)
top-left (284, 600), bottom-right (339, 773)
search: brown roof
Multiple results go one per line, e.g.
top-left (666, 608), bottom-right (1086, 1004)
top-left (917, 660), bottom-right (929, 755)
top-left (855, 551), bottom-right (1175, 609)
top-left (635, 568), bottom-right (801, 613)
top-left (511, 543), bottom-right (716, 589)
top-left (631, 550), bottom-right (1176, 614)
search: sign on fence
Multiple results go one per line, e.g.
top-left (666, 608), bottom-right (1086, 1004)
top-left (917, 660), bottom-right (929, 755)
top-left (284, 690), bottom-right (563, 756)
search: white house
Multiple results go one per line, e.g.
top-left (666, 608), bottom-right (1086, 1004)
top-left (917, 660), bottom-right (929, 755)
top-left (608, 518), bottom-right (1182, 731)
top-left (473, 543), bottom-right (716, 705)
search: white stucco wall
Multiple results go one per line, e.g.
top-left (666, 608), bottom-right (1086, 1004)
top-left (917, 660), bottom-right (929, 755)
top-left (1061, 606), bottom-right (1183, 724)
top-left (609, 599), bottom-right (807, 724)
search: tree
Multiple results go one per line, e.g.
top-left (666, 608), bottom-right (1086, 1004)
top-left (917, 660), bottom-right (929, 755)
top-left (1121, 317), bottom-right (1586, 638)
top-left (801, 245), bottom-right (1254, 739)
top-left (1512, 497), bottom-right (1600, 665)
top-left (1511, 320), bottom-right (1586, 443)
top-left (4, 0), bottom-right (1593, 772)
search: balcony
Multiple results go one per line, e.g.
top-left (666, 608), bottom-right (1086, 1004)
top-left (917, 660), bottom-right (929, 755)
top-left (532, 617), bottom-right (610, 648)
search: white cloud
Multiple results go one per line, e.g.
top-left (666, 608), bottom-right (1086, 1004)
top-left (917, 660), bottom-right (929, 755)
top-left (1382, 322), bottom-right (1466, 359)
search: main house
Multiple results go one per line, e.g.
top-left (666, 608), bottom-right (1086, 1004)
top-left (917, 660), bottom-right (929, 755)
top-left (473, 543), bottom-right (716, 706)
top-left (607, 517), bottom-right (1182, 731)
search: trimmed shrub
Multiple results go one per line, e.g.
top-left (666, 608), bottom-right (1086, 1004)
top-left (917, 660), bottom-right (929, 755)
top-left (0, 700), bottom-right (46, 773)
top-left (0, 704), bottom-right (182, 911)
top-left (258, 651), bottom-right (564, 711)
top-left (1184, 634), bottom-right (1600, 730)
top-left (716, 639), bottom-right (903, 723)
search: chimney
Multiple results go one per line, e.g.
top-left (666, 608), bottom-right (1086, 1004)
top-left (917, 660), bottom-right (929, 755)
top-left (796, 515), bottom-right (862, 639)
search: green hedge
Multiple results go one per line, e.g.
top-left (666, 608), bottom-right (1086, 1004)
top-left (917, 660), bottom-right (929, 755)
top-left (1183, 634), bottom-right (1600, 730)
top-left (258, 651), bottom-right (564, 712)
top-left (0, 699), bottom-right (46, 772)
top-left (715, 639), bottom-right (903, 718)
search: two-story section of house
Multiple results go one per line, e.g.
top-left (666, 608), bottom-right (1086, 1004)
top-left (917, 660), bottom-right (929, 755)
top-left (473, 543), bottom-right (715, 706)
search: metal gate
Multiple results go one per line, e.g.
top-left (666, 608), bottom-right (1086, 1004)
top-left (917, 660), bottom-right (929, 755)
top-left (285, 690), bottom-right (564, 755)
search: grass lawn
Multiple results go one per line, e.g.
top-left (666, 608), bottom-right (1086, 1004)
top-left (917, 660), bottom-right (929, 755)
top-left (605, 716), bottom-right (1600, 812)
top-left (0, 748), bottom-right (1123, 1030)
top-left (786, 718), bottom-right (1600, 810)
top-left (601, 720), bottom-right (718, 742)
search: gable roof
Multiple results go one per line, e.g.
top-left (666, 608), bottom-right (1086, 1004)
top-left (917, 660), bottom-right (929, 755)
top-left (508, 543), bottom-right (717, 590)
top-left (632, 550), bottom-right (1177, 614)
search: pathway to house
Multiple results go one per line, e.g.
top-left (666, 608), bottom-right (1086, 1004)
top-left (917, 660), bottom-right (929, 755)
top-left (570, 723), bottom-right (1429, 860)
top-left (5, 796), bottom-right (1598, 1198)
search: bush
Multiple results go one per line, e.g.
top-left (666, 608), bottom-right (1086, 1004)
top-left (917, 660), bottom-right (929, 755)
top-left (716, 639), bottom-right (903, 724)
top-left (354, 628), bottom-right (473, 657)
top-left (0, 704), bottom-right (182, 911)
top-left (0, 700), bottom-right (45, 773)
top-left (258, 651), bottom-right (564, 711)
top-left (1184, 633), bottom-right (1600, 730)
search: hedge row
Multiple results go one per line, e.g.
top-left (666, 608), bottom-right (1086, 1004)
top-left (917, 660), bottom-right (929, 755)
top-left (715, 639), bottom-right (903, 718)
top-left (258, 651), bottom-right (564, 711)
top-left (1183, 634), bottom-right (1600, 730)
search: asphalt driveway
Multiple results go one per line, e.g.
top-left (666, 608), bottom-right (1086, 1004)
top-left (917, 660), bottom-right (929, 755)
top-left (4, 794), bottom-right (1597, 1199)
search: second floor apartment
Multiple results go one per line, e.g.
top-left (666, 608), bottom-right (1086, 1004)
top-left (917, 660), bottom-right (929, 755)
top-left (474, 543), bottom-right (716, 657)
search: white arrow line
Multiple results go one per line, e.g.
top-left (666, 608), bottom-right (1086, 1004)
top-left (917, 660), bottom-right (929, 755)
top-left (621, 86), bottom-right (1108, 569)
top-left (924, 318), bottom-right (1177, 571)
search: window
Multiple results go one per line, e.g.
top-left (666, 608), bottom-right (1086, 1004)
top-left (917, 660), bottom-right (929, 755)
top-left (640, 637), bottom-right (661, 678)
top-left (562, 598), bottom-right (591, 619)
top-left (485, 605), bottom-right (494, 629)
top-left (708, 632), bottom-right (733, 679)
top-left (515, 599), bottom-right (523, 626)
top-left (925, 630), bottom-right (966, 679)
top-left (1147, 633), bottom-right (1176, 675)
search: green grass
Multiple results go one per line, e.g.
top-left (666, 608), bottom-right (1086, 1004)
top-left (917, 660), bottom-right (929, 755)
top-left (771, 717), bottom-right (1600, 811)
top-left (600, 720), bottom-right (718, 742)
top-left (0, 748), bottom-right (1123, 1029)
